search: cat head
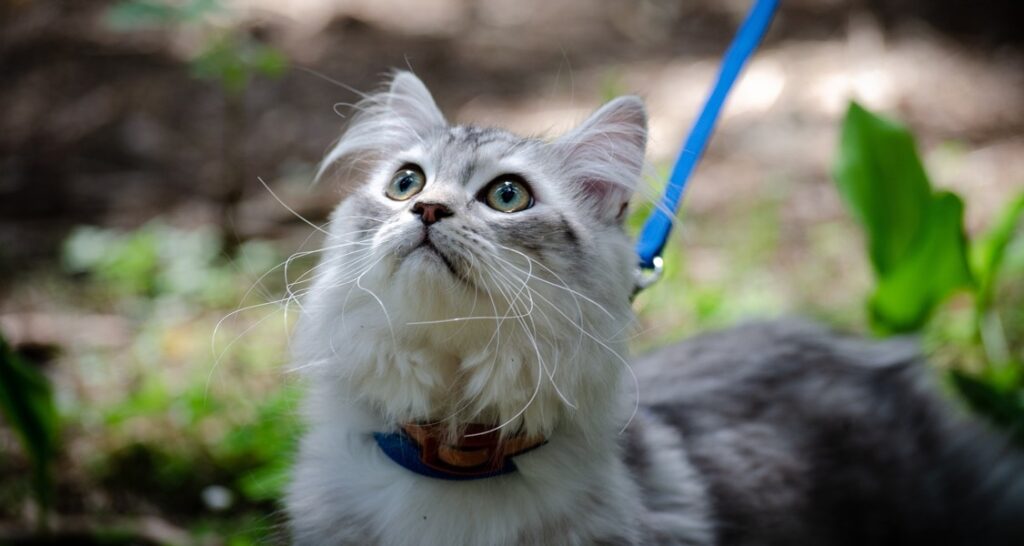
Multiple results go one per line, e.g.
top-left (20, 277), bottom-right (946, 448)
top-left (294, 71), bottom-right (647, 438)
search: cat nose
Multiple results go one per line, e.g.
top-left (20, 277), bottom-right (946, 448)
top-left (411, 201), bottom-right (453, 225)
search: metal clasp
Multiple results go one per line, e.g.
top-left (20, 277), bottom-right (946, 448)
top-left (632, 256), bottom-right (664, 297)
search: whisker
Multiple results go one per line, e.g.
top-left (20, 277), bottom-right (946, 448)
top-left (487, 259), bottom-right (577, 411)
top-left (493, 243), bottom-right (616, 321)
top-left (257, 176), bottom-right (332, 236)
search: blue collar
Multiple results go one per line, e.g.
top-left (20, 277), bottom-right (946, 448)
top-left (372, 423), bottom-right (546, 481)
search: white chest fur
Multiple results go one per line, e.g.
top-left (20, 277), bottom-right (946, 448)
top-left (286, 385), bottom-right (645, 546)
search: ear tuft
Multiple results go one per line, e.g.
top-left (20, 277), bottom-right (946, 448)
top-left (555, 96), bottom-right (647, 224)
top-left (386, 71), bottom-right (446, 133)
top-left (317, 71), bottom-right (445, 184)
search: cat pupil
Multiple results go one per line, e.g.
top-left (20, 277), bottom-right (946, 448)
top-left (399, 176), bottom-right (412, 192)
top-left (500, 187), bottom-right (515, 202)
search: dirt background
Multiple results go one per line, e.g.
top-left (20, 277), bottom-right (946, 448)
top-left (2, 0), bottom-right (1022, 276)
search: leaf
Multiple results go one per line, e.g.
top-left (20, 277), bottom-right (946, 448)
top-left (949, 369), bottom-right (1024, 447)
top-left (237, 462), bottom-right (291, 502)
top-left (868, 191), bottom-right (974, 332)
top-left (191, 36), bottom-right (251, 95)
top-left (834, 102), bottom-right (933, 276)
top-left (250, 45), bottom-right (288, 79)
top-left (0, 335), bottom-right (58, 514)
top-left (62, 225), bottom-right (161, 296)
top-left (971, 191), bottom-right (1024, 309)
top-left (833, 103), bottom-right (975, 333)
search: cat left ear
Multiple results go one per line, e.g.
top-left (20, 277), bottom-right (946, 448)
top-left (555, 96), bottom-right (647, 224)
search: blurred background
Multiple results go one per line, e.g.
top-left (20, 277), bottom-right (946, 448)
top-left (1, 0), bottom-right (1022, 543)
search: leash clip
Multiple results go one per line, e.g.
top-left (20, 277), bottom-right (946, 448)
top-left (633, 256), bottom-right (664, 294)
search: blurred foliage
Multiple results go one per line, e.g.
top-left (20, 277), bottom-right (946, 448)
top-left (630, 164), bottom-right (795, 349)
top-left (972, 193), bottom-right (1024, 317)
top-left (63, 222), bottom-right (277, 306)
top-left (834, 102), bottom-right (974, 334)
top-left (190, 34), bottom-right (287, 96)
top-left (106, 0), bottom-right (287, 95)
top-left (53, 222), bottom-right (302, 542)
top-left (0, 334), bottom-right (57, 527)
top-left (834, 101), bottom-right (1024, 441)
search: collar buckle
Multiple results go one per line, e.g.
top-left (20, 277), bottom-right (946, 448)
top-left (374, 423), bottom-right (547, 481)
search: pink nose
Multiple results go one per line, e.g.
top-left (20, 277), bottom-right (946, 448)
top-left (412, 202), bottom-right (453, 225)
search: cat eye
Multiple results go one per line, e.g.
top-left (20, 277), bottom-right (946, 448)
top-left (385, 165), bottom-right (426, 201)
top-left (483, 177), bottom-right (533, 213)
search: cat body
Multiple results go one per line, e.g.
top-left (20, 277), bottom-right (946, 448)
top-left (629, 320), bottom-right (1024, 545)
top-left (285, 72), bottom-right (1024, 545)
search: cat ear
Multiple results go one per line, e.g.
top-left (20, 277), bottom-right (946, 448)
top-left (555, 96), bottom-right (647, 224)
top-left (384, 71), bottom-right (446, 134)
top-left (317, 71), bottom-right (445, 184)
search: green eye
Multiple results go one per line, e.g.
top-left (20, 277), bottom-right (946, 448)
top-left (386, 166), bottom-right (426, 201)
top-left (484, 177), bottom-right (533, 213)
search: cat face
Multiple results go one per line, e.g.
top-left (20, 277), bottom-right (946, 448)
top-left (293, 72), bottom-right (647, 437)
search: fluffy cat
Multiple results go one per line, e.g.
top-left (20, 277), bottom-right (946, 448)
top-left (285, 71), bottom-right (1024, 545)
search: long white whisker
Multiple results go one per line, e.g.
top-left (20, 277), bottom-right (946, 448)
top-left (487, 258), bottom-right (577, 410)
top-left (257, 176), bottom-right (332, 236)
top-left (494, 242), bottom-right (616, 321)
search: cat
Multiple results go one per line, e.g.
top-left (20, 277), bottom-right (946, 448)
top-left (284, 71), bottom-right (1024, 545)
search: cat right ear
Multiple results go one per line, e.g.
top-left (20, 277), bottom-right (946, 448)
top-left (554, 96), bottom-right (647, 224)
top-left (384, 71), bottom-right (446, 135)
top-left (317, 71), bottom-right (446, 184)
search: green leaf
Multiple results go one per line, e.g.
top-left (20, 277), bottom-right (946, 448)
top-left (971, 191), bottom-right (1024, 309)
top-left (949, 369), bottom-right (1024, 446)
top-left (237, 462), bottom-right (290, 501)
top-left (833, 103), bottom-right (975, 333)
top-left (868, 192), bottom-right (974, 332)
top-left (250, 45), bottom-right (288, 79)
top-left (191, 36), bottom-right (251, 95)
top-left (834, 102), bottom-right (932, 276)
top-left (63, 225), bottom-right (161, 296)
top-left (0, 335), bottom-right (58, 514)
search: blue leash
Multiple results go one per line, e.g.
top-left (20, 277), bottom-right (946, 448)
top-left (635, 0), bottom-right (779, 287)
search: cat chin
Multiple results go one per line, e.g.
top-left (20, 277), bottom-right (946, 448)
top-left (295, 277), bottom-right (627, 438)
top-left (396, 244), bottom-right (467, 286)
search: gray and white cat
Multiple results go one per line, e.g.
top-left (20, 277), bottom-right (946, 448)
top-left (285, 71), bottom-right (1024, 545)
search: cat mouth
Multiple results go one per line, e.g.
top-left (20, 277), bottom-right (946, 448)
top-left (409, 237), bottom-right (467, 284)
